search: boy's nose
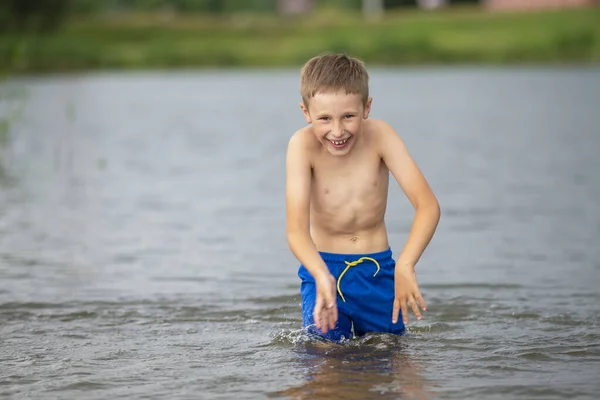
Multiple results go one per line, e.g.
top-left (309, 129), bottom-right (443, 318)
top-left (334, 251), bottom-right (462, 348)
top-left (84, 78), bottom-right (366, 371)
top-left (331, 123), bottom-right (344, 138)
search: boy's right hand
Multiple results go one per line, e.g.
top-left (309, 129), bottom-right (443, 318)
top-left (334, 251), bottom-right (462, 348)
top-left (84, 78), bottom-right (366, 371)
top-left (314, 273), bottom-right (338, 333)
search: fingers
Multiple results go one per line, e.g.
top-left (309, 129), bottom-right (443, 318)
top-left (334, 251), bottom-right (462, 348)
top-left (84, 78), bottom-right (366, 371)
top-left (326, 285), bottom-right (338, 331)
top-left (394, 293), bottom-right (426, 325)
top-left (400, 298), bottom-right (409, 325)
top-left (314, 296), bottom-right (323, 331)
top-left (408, 296), bottom-right (422, 321)
top-left (314, 296), bottom-right (338, 334)
top-left (315, 306), bottom-right (336, 334)
top-left (327, 301), bottom-right (337, 331)
top-left (415, 292), bottom-right (427, 311)
top-left (392, 299), bottom-right (400, 324)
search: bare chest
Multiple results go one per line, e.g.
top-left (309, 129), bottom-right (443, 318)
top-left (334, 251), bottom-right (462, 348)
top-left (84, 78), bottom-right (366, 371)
top-left (311, 156), bottom-right (389, 211)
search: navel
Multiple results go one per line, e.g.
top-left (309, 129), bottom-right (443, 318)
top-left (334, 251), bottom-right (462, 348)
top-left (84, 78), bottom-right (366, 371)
top-left (350, 236), bottom-right (358, 242)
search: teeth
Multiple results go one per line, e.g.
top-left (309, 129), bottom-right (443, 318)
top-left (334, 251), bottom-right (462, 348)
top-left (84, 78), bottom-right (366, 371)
top-left (331, 138), bottom-right (348, 145)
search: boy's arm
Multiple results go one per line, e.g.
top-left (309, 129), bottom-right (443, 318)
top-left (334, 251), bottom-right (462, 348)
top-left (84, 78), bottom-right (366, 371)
top-left (285, 132), bottom-right (338, 333)
top-left (377, 121), bottom-right (441, 325)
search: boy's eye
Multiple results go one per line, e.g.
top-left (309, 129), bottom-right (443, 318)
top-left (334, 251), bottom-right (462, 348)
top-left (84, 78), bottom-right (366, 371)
top-left (344, 115), bottom-right (355, 119)
top-left (319, 117), bottom-right (330, 121)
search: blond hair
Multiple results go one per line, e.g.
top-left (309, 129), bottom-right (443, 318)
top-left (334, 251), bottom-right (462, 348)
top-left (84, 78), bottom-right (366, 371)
top-left (300, 53), bottom-right (369, 108)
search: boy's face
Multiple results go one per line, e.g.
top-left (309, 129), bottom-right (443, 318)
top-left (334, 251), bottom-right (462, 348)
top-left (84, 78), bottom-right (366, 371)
top-left (301, 90), bottom-right (372, 157)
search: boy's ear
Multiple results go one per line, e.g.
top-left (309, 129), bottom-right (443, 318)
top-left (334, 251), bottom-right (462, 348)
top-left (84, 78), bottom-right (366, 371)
top-left (363, 97), bottom-right (373, 119)
top-left (300, 102), bottom-right (312, 124)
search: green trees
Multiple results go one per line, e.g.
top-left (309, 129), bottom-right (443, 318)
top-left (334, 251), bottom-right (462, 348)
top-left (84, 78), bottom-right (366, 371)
top-left (0, 0), bottom-right (71, 33)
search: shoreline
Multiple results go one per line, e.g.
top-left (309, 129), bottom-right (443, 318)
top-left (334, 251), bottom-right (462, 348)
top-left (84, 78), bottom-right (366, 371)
top-left (1, 7), bottom-right (598, 75)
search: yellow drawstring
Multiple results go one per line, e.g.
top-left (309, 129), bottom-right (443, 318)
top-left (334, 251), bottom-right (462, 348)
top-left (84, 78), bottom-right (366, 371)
top-left (336, 257), bottom-right (380, 302)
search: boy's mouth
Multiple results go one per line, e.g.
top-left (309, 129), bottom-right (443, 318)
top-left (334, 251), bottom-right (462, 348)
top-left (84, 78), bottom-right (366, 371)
top-left (328, 137), bottom-right (351, 149)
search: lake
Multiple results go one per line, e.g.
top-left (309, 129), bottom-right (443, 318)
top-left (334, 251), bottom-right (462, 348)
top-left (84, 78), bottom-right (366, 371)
top-left (1, 67), bottom-right (599, 399)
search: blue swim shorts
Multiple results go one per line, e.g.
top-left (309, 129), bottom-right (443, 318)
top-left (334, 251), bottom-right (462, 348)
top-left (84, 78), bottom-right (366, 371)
top-left (298, 247), bottom-right (405, 342)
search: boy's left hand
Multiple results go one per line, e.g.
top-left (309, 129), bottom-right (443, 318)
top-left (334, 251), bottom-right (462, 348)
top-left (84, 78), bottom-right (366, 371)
top-left (393, 262), bottom-right (426, 325)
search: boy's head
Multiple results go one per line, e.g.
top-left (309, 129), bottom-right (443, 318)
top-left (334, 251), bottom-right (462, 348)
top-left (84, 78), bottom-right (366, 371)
top-left (299, 53), bottom-right (373, 156)
top-left (300, 53), bottom-right (370, 109)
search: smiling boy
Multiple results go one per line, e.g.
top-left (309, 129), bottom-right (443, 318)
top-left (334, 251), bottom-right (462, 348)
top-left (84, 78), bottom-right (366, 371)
top-left (286, 53), bottom-right (440, 341)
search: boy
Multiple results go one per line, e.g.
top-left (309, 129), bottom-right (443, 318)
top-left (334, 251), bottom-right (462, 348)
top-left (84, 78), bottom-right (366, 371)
top-left (286, 53), bottom-right (440, 342)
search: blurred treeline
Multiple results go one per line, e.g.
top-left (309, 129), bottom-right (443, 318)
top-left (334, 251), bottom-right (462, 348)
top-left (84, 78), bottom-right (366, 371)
top-left (0, 0), bottom-right (480, 33)
top-left (0, 0), bottom-right (598, 74)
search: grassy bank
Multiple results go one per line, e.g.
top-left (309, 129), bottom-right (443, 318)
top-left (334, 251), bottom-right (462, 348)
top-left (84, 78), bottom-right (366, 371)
top-left (1, 7), bottom-right (599, 73)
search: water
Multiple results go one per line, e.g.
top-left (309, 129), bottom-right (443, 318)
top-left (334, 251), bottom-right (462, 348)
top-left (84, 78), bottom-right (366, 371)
top-left (1, 68), bottom-right (599, 399)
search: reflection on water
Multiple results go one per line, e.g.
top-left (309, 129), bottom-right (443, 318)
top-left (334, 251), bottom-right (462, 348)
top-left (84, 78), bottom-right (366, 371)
top-left (1, 68), bottom-right (600, 399)
top-left (274, 335), bottom-right (434, 400)
top-left (0, 81), bottom-right (28, 185)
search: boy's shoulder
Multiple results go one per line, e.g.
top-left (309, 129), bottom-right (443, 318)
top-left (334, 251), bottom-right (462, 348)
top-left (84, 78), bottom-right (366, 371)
top-left (289, 125), bottom-right (315, 142)
top-left (365, 118), bottom-right (399, 139)
top-left (362, 119), bottom-right (405, 155)
top-left (287, 125), bottom-right (320, 154)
